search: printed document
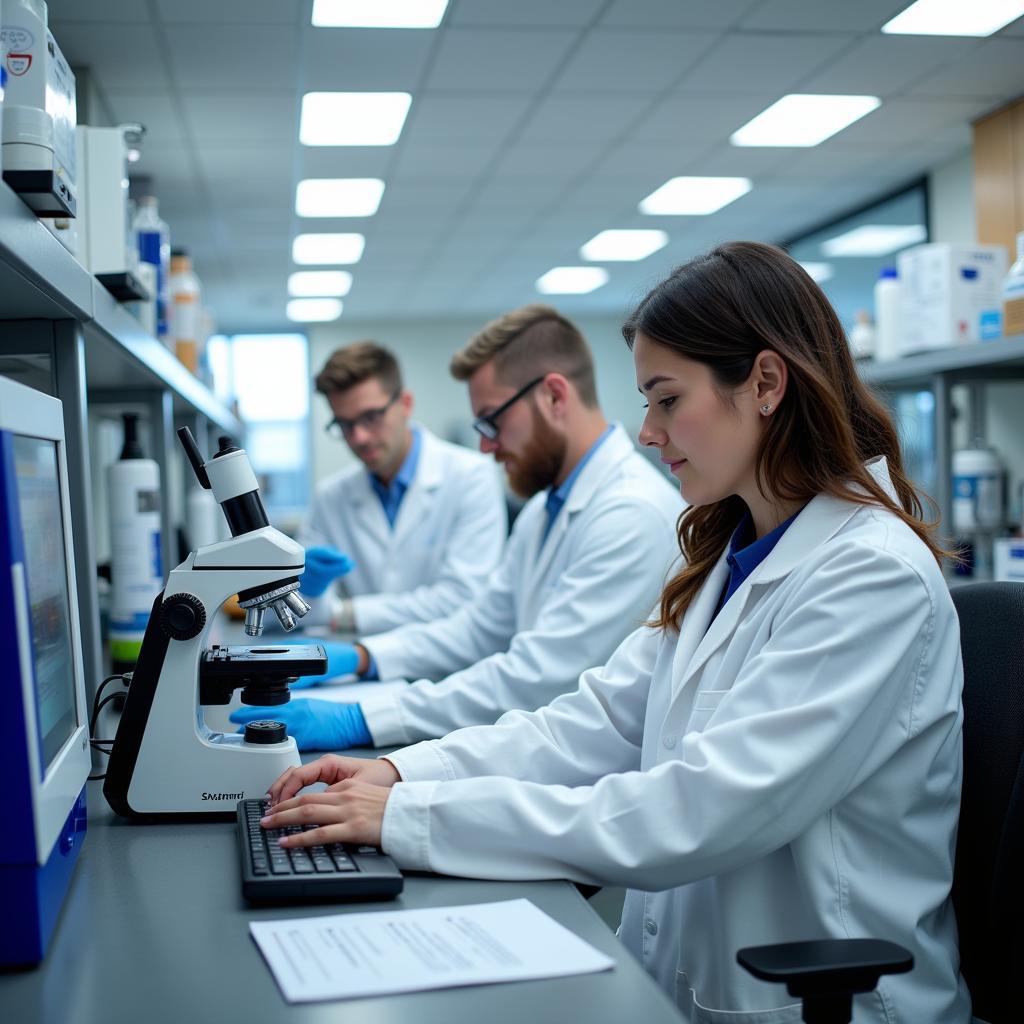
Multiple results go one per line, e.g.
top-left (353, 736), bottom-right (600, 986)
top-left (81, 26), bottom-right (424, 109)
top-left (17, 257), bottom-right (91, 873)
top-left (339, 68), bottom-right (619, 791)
top-left (249, 898), bottom-right (615, 1002)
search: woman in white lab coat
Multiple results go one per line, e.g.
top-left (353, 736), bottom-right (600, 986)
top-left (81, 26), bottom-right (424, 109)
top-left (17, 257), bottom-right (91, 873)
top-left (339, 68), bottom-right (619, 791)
top-left (261, 242), bottom-right (970, 1023)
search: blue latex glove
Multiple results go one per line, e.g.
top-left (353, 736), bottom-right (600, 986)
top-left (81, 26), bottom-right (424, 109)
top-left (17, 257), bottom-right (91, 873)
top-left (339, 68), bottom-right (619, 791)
top-left (299, 545), bottom-right (355, 597)
top-left (287, 640), bottom-right (361, 689)
top-left (231, 700), bottom-right (372, 752)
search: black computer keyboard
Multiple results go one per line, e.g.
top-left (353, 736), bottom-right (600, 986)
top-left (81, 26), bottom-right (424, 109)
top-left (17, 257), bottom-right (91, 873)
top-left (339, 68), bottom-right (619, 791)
top-left (236, 799), bottom-right (404, 903)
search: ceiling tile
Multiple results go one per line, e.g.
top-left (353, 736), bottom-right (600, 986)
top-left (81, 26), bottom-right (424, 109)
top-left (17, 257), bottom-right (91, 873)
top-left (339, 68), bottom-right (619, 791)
top-left (906, 38), bottom-right (1024, 99)
top-left (424, 28), bottom-right (579, 92)
top-left (300, 148), bottom-right (393, 179)
top-left (47, 0), bottom-right (150, 23)
top-left (104, 91), bottom-right (187, 145)
top-left (600, 0), bottom-right (760, 30)
top-left (799, 35), bottom-right (984, 98)
top-left (489, 143), bottom-right (605, 181)
top-left (391, 141), bottom-right (503, 182)
top-left (305, 27), bottom-right (436, 91)
top-left (836, 98), bottom-right (998, 145)
top-left (163, 24), bottom-right (299, 90)
top-left (46, 22), bottom-right (168, 89)
top-left (676, 32), bottom-right (853, 95)
top-left (552, 29), bottom-right (717, 94)
top-left (448, 0), bottom-right (605, 27)
top-left (179, 92), bottom-right (297, 143)
top-left (740, 0), bottom-right (907, 32)
top-left (402, 95), bottom-right (534, 146)
top-left (154, 0), bottom-right (303, 23)
top-left (196, 144), bottom-right (294, 182)
top-left (630, 94), bottom-right (775, 144)
top-left (519, 95), bottom-right (653, 142)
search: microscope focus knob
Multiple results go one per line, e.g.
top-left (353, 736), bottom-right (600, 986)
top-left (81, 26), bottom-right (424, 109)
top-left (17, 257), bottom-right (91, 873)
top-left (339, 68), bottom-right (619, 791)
top-left (159, 593), bottom-right (207, 641)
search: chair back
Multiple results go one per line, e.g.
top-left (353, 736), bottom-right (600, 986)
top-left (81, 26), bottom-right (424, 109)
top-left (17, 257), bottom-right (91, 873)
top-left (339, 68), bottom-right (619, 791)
top-left (950, 582), bottom-right (1024, 1023)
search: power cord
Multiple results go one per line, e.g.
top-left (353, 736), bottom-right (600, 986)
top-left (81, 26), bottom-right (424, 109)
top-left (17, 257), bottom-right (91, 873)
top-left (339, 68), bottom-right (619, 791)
top-left (88, 671), bottom-right (132, 782)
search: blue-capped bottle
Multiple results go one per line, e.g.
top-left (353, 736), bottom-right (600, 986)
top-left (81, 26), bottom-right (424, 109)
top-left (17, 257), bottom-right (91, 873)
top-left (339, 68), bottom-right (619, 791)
top-left (133, 195), bottom-right (170, 342)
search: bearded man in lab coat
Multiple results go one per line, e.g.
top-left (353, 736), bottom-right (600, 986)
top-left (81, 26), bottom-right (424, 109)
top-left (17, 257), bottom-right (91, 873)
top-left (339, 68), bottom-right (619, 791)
top-left (296, 341), bottom-right (507, 638)
top-left (234, 305), bottom-right (683, 750)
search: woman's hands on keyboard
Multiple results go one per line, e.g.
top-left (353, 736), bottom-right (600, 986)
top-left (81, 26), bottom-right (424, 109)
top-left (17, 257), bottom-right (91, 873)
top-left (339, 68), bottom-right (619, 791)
top-left (259, 782), bottom-right (392, 849)
top-left (266, 754), bottom-right (401, 806)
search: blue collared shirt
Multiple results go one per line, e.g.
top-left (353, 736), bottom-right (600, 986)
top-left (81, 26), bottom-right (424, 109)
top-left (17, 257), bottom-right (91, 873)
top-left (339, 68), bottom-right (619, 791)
top-left (541, 424), bottom-right (615, 545)
top-left (369, 427), bottom-right (421, 529)
top-left (713, 507), bottom-right (803, 619)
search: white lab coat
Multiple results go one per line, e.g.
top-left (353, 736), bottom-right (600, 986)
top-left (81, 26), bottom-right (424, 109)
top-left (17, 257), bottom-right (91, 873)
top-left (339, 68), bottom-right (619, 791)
top-left (298, 427), bottom-right (507, 636)
top-left (359, 424), bottom-right (683, 746)
top-left (382, 457), bottom-right (970, 1023)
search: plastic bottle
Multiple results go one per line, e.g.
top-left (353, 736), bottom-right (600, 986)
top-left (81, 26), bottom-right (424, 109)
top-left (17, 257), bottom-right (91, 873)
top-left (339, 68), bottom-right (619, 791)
top-left (107, 413), bottom-right (162, 671)
top-left (133, 196), bottom-right (170, 343)
top-left (848, 309), bottom-right (875, 359)
top-left (873, 267), bottom-right (902, 362)
top-left (186, 483), bottom-right (220, 552)
top-left (952, 444), bottom-right (1004, 534)
top-left (169, 248), bottom-right (202, 374)
top-left (1003, 231), bottom-right (1024, 338)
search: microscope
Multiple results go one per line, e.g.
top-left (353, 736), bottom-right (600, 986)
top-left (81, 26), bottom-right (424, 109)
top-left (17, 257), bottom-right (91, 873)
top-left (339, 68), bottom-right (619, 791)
top-left (104, 429), bottom-right (326, 818)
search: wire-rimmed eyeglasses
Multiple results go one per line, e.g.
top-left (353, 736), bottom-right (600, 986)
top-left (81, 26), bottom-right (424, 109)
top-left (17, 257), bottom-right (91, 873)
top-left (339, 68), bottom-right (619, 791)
top-left (325, 390), bottom-right (401, 439)
top-left (472, 376), bottom-right (545, 440)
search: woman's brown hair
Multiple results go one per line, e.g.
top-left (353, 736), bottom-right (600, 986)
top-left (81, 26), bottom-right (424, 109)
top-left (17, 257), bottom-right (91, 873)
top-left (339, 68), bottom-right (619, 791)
top-left (623, 241), bottom-right (947, 633)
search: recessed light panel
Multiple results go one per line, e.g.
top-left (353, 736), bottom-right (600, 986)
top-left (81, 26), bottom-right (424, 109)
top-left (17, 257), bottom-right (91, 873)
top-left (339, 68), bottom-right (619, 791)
top-left (295, 179), bottom-right (385, 217)
top-left (288, 271), bottom-right (353, 297)
top-left (639, 177), bottom-right (751, 216)
top-left (882, 0), bottom-right (1024, 36)
top-left (536, 267), bottom-right (609, 295)
top-left (580, 230), bottom-right (669, 262)
top-left (287, 298), bottom-right (344, 322)
top-left (821, 224), bottom-right (927, 257)
top-left (312, 0), bottom-right (449, 28)
top-left (292, 233), bottom-right (366, 265)
top-left (300, 93), bottom-right (412, 146)
top-left (731, 95), bottom-right (880, 147)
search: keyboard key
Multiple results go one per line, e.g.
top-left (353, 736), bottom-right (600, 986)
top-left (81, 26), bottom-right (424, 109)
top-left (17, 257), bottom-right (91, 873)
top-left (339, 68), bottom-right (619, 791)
top-left (269, 860), bottom-right (292, 874)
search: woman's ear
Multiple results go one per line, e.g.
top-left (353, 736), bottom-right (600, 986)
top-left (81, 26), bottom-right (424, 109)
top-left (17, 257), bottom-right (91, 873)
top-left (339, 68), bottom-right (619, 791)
top-left (751, 350), bottom-right (787, 416)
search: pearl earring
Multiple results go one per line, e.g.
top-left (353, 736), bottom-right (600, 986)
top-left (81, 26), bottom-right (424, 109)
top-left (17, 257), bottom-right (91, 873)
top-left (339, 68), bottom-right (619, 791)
top-left (760, 403), bottom-right (773, 415)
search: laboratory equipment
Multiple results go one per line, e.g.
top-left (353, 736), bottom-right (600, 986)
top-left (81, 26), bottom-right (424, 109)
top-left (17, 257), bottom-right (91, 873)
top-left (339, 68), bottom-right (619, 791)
top-left (237, 799), bottom-right (403, 904)
top-left (1, 0), bottom-right (76, 218)
top-left (848, 309), bottom-right (874, 359)
top-left (107, 412), bottom-right (162, 672)
top-left (103, 429), bottom-right (319, 818)
top-left (898, 243), bottom-right (1008, 354)
top-left (75, 124), bottom-right (147, 300)
top-left (952, 444), bottom-right (1005, 534)
top-left (0, 375), bottom-right (91, 966)
top-left (169, 248), bottom-right (202, 373)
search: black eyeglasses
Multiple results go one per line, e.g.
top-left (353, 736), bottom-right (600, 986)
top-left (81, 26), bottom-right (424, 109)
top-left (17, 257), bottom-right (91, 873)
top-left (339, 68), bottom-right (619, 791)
top-left (325, 390), bottom-right (401, 438)
top-left (472, 376), bottom-right (545, 440)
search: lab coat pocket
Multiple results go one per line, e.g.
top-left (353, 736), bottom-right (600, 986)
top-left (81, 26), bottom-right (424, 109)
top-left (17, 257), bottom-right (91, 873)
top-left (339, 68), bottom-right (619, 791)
top-left (685, 689), bottom-right (728, 734)
top-left (675, 972), bottom-right (802, 1023)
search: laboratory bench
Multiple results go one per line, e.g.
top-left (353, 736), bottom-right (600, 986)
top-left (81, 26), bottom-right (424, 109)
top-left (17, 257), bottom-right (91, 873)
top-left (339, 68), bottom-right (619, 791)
top-left (0, 773), bottom-right (682, 1024)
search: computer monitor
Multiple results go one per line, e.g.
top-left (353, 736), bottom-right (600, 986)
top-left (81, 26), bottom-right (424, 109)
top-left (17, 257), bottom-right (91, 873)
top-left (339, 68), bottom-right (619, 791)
top-left (0, 374), bottom-right (91, 967)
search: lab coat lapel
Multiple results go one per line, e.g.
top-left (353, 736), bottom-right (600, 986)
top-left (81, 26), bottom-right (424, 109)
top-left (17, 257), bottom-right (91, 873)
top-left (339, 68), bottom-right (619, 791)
top-left (349, 466), bottom-right (391, 548)
top-left (669, 550), bottom-right (730, 702)
top-left (391, 429), bottom-right (441, 547)
top-left (531, 426), bottom-right (634, 583)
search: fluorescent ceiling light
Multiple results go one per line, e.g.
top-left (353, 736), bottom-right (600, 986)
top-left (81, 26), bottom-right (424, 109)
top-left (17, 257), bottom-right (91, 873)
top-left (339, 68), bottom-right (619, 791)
top-left (798, 261), bottom-right (834, 283)
top-left (731, 94), bottom-right (880, 147)
top-left (312, 0), bottom-right (449, 28)
top-left (287, 298), bottom-right (343, 322)
top-left (882, 0), bottom-right (1024, 36)
top-left (300, 92), bottom-right (412, 146)
top-left (295, 179), bottom-right (385, 217)
top-left (288, 271), bottom-right (353, 297)
top-left (580, 229), bottom-right (669, 262)
top-left (292, 233), bottom-right (366, 265)
top-left (821, 224), bottom-right (927, 257)
top-left (536, 267), bottom-right (609, 295)
top-left (639, 177), bottom-right (751, 216)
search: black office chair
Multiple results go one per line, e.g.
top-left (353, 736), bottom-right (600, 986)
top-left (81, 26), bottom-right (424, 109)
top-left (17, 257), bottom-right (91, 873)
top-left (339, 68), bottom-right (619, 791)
top-left (738, 581), bottom-right (1024, 1023)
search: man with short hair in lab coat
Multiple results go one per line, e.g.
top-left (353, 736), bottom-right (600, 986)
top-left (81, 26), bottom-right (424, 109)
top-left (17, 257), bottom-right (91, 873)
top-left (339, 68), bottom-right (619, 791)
top-left (295, 341), bottom-right (507, 642)
top-left (233, 307), bottom-right (682, 749)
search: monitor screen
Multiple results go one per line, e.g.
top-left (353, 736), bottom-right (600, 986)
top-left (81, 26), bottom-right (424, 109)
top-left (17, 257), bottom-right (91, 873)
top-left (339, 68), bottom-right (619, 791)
top-left (13, 436), bottom-right (78, 771)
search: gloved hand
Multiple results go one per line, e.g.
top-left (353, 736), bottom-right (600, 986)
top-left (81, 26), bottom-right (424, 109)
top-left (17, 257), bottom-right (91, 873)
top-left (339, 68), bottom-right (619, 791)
top-left (231, 700), bottom-right (372, 752)
top-left (288, 640), bottom-right (362, 689)
top-left (299, 546), bottom-right (355, 597)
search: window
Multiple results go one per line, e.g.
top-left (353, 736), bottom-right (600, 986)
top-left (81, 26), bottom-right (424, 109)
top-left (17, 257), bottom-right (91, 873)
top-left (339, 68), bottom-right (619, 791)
top-left (205, 333), bottom-right (310, 522)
